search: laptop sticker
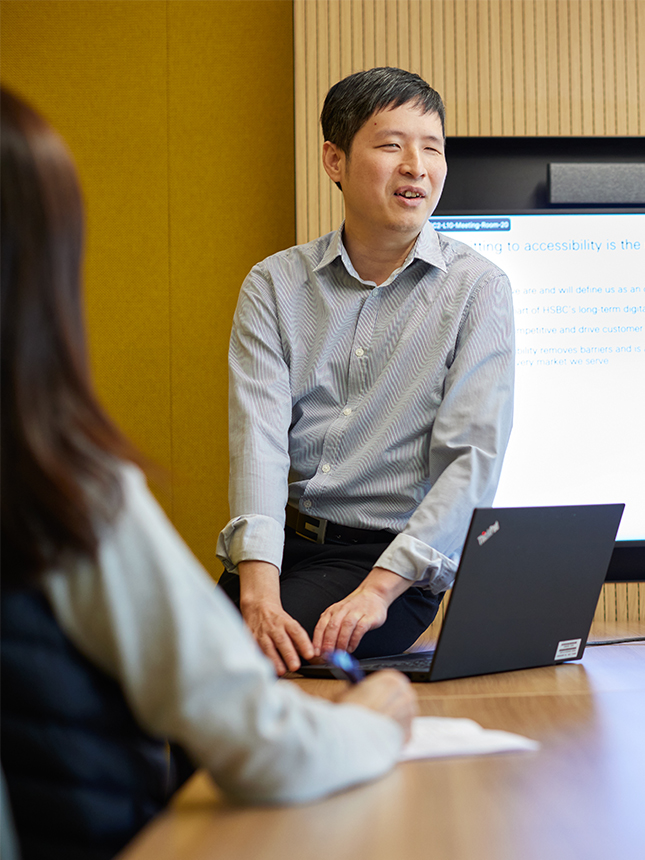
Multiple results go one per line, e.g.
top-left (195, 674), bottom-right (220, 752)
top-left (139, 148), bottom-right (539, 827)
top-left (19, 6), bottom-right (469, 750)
top-left (554, 639), bottom-right (582, 661)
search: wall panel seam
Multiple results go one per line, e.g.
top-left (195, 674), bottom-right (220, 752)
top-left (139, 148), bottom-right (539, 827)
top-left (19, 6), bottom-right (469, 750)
top-left (165, 0), bottom-right (174, 518)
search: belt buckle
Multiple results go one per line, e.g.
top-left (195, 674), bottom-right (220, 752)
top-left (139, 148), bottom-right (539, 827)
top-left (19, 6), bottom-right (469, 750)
top-left (296, 512), bottom-right (328, 544)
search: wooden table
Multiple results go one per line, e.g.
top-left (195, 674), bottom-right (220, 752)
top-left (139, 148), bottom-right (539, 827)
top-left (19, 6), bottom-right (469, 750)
top-left (118, 625), bottom-right (645, 860)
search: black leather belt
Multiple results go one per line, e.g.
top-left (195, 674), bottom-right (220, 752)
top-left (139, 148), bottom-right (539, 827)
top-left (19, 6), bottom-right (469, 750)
top-left (285, 505), bottom-right (395, 546)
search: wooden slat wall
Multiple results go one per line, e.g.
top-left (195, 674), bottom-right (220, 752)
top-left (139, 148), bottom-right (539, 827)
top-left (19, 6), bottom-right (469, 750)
top-left (294, 0), bottom-right (643, 625)
top-left (421, 580), bottom-right (643, 640)
top-left (295, 0), bottom-right (644, 242)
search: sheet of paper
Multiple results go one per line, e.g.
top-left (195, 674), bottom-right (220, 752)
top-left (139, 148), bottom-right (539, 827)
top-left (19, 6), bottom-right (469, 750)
top-left (400, 716), bottom-right (540, 762)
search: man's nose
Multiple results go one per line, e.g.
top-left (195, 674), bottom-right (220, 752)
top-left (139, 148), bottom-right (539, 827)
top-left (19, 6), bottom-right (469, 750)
top-left (400, 149), bottom-right (426, 179)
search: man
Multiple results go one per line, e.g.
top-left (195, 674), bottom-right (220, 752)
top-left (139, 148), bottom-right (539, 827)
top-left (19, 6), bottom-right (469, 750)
top-left (217, 67), bottom-right (514, 676)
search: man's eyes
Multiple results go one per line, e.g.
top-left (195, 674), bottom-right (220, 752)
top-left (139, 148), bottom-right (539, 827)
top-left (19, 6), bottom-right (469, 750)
top-left (378, 143), bottom-right (443, 153)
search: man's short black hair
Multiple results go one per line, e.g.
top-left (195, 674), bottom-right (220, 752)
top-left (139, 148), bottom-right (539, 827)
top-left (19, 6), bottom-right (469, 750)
top-left (321, 67), bottom-right (445, 155)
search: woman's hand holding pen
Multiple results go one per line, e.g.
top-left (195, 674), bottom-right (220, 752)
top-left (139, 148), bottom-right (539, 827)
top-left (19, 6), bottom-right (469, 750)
top-left (337, 671), bottom-right (418, 743)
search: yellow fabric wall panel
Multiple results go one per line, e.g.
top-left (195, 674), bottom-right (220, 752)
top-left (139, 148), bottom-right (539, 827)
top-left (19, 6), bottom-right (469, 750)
top-left (2, 0), bottom-right (295, 576)
top-left (1, 0), bottom-right (173, 473)
top-left (166, 0), bottom-right (295, 572)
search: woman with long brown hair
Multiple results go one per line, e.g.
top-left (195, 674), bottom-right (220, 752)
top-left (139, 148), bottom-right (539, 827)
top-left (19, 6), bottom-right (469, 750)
top-left (0, 87), bottom-right (416, 860)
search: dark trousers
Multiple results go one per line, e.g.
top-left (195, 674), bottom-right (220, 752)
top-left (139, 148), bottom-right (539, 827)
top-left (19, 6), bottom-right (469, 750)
top-left (218, 528), bottom-right (443, 659)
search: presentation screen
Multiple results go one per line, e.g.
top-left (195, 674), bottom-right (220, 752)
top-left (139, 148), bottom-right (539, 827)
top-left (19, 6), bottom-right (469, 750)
top-left (430, 212), bottom-right (644, 548)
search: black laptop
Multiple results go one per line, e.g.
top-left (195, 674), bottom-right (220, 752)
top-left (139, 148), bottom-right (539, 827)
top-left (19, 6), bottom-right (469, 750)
top-left (297, 504), bottom-right (624, 682)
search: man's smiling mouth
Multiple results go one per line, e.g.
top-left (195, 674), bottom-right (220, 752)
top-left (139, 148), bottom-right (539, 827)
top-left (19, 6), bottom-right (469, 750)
top-left (395, 190), bottom-right (425, 198)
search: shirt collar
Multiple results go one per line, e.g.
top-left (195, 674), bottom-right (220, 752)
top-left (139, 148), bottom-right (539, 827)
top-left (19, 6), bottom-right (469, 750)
top-left (315, 220), bottom-right (448, 286)
top-left (413, 220), bottom-right (448, 272)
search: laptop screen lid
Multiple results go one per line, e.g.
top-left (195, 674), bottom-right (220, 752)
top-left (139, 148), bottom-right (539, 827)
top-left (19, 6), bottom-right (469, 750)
top-left (427, 503), bottom-right (624, 681)
top-left (295, 503), bottom-right (624, 682)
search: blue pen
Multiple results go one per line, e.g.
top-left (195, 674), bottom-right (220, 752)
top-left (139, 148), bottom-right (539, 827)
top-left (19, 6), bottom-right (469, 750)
top-left (326, 650), bottom-right (365, 684)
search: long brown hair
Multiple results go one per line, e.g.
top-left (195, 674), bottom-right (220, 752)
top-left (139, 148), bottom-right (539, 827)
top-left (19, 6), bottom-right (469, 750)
top-left (1, 87), bottom-right (138, 584)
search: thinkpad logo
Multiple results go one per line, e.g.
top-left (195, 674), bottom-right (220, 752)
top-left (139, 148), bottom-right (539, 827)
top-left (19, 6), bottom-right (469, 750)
top-left (477, 520), bottom-right (500, 546)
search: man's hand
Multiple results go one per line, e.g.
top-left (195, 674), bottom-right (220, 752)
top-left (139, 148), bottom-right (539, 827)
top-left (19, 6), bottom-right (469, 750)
top-left (238, 560), bottom-right (314, 676)
top-left (312, 567), bottom-right (411, 657)
top-left (336, 670), bottom-right (418, 743)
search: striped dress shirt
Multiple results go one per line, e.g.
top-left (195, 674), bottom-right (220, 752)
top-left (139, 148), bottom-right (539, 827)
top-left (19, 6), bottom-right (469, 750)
top-left (217, 222), bottom-right (514, 593)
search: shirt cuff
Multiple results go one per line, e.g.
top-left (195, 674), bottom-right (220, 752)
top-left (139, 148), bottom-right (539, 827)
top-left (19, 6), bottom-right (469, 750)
top-left (375, 534), bottom-right (459, 594)
top-left (216, 515), bottom-right (285, 573)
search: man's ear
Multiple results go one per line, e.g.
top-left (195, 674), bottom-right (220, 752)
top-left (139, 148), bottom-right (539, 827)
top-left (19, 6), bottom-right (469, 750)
top-left (322, 141), bottom-right (344, 186)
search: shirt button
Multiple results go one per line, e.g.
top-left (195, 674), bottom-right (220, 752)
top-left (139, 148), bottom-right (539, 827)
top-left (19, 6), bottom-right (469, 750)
top-left (321, 463), bottom-right (331, 473)
top-left (303, 500), bottom-right (312, 509)
top-left (343, 408), bottom-right (352, 416)
top-left (355, 347), bottom-right (364, 357)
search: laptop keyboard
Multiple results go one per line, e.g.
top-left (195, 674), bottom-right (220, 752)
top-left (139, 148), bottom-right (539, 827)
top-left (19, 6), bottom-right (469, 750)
top-left (358, 650), bottom-right (436, 672)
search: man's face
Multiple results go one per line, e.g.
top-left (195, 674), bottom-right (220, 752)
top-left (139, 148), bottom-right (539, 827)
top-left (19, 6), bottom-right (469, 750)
top-left (323, 102), bottom-right (447, 247)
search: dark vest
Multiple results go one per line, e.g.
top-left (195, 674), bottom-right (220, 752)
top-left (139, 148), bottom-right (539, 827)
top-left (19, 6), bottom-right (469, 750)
top-left (1, 588), bottom-right (193, 860)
